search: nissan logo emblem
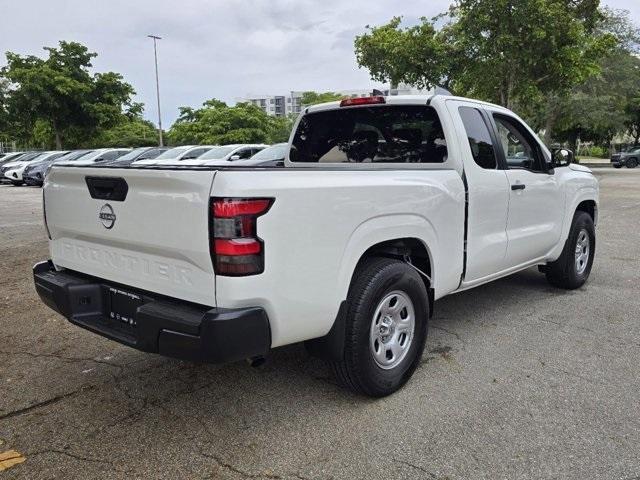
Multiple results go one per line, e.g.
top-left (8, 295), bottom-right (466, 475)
top-left (99, 204), bottom-right (116, 229)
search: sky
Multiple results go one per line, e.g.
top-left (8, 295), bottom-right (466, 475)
top-left (1, 0), bottom-right (638, 127)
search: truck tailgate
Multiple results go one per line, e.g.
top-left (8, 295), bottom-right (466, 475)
top-left (44, 167), bottom-right (217, 307)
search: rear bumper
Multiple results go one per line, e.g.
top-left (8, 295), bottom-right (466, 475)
top-left (33, 260), bottom-right (271, 363)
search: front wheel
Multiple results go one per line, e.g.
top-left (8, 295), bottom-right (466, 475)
top-left (331, 257), bottom-right (429, 397)
top-left (545, 211), bottom-right (595, 289)
top-left (626, 157), bottom-right (638, 169)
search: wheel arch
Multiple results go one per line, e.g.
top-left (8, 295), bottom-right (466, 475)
top-left (576, 199), bottom-right (597, 225)
top-left (548, 187), bottom-right (598, 262)
top-left (306, 227), bottom-right (436, 362)
top-left (354, 237), bottom-right (433, 298)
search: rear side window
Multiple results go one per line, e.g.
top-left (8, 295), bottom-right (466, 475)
top-left (291, 105), bottom-right (447, 163)
top-left (458, 107), bottom-right (497, 169)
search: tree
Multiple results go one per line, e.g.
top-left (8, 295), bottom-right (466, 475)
top-left (168, 99), bottom-right (293, 146)
top-left (626, 96), bottom-right (640, 145)
top-left (1, 41), bottom-right (138, 149)
top-left (354, 1), bottom-right (615, 110)
top-left (301, 91), bottom-right (344, 106)
top-left (529, 8), bottom-right (640, 149)
top-left (0, 78), bottom-right (11, 144)
top-left (355, 17), bottom-right (459, 92)
top-left (550, 50), bottom-right (640, 151)
top-left (87, 117), bottom-right (159, 148)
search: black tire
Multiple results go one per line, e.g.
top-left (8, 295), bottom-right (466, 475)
top-left (613, 164), bottom-right (622, 169)
top-left (626, 157), bottom-right (638, 169)
top-left (545, 211), bottom-right (595, 289)
top-left (331, 257), bottom-right (429, 397)
top-left (10, 181), bottom-right (23, 186)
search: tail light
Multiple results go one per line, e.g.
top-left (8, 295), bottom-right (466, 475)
top-left (210, 198), bottom-right (273, 276)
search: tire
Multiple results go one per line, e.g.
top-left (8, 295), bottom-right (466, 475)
top-left (545, 211), bottom-right (595, 289)
top-left (626, 157), bottom-right (638, 169)
top-left (10, 181), bottom-right (23, 186)
top-left (331, 257), bottom-right (429, 397)
top-left (614, 164), bottom-right (622, 169)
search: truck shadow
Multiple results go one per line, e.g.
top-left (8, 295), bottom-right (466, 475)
top-left (6, 265), bottom-right (587, 476)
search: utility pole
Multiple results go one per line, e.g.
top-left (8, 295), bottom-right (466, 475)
top-left (148, 35), bottom-right (163, 146)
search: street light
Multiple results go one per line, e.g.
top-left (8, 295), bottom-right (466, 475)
top-left (148, 35), bottom-right (163, 147)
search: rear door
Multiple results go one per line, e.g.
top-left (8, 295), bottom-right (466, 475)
top-left (446, 100), bottom-right (511, 281)
top-left (45, 166), bottom-right (217, 306)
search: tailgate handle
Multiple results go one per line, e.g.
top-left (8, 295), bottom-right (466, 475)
top-left (85, 176), bottom-right (128, 202)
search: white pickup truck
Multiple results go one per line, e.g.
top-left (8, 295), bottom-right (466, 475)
top-left (34, 94), bottom-right (598, 397)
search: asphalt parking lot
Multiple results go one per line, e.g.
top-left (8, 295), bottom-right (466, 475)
top-left (1, 168), bottom-right (639, 480)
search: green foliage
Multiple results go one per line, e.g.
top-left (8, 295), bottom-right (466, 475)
top-left (355, 17), bottom-right (458, 91)
top-left (581, 145), bottom-right (608, 158)
top-left (1, 41), bottom-right (138, 149)
top-left (549, 50), bottom-right (640, 149)
top-left (530, 9), bottom-right (640, 148)
top-left (168, 99), bottom-right (293, 145)
top-left (625, 96), bottom-right (640, 144)
top-left (355, 1), bottom-right (616, 109)
top-left (86, 118), bottom-right (159, 148)
top-left (300, 91), bottom-right (344, 106)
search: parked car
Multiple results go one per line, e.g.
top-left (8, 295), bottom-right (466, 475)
top-left (133, 145), bottom-right (215, 165)
top-left (177, 144), bottom-right (269, 166)
top-left (35, 94), bottom-right (598, 397)
top-left (58, 148), bottom-right (131, 166)
top-left (611, 146), bottom-right (640, 168)
top-left (23, 150), bottom-right (93, 186)
top-left (244, 143), bottom-right (288, 166)
top-left (0, 152), bottom-right (26, 166)
top-left (4, 151), bottom-right (69, 185)
top-left (0, 152), bottom-right (42, 181)
top-left (107, 147), bottom-right (168, 166)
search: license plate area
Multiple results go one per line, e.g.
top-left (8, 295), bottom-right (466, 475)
top-left (106, 287), bottom-right (143, 335)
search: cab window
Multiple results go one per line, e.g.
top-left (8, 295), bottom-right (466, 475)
top-left (291, 105), bottom-right (447, 164)
top-left (458, 107), bottom-right (497, 169)
top-left (493, 115), bottom-right (546, 172)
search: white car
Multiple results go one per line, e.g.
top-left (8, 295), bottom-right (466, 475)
top-left (36, 94), bottom-right (598, 397)
top-left (0, 151), bottom-right (26, 166)
top-left (178, 144), bottom-right (268, 166)
top-left (1, 152), bottom-right (43, 182)
top-left (3, 151), bottom-right (68, 185)
top-left (61, 148), bottom-right (131, 166)
top-left (133, 145), bottom-right (216, 165)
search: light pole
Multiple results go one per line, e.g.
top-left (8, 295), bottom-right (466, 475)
top-left (148, 35), bottom-right (163, 146)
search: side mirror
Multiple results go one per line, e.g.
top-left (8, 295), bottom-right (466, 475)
top-left (229, 154), bottom-right (241, 161)
top-left (551, 148), bottom-right (574, 168)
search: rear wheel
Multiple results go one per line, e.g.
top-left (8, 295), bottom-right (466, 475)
top-left (10, 181), bottom-right (23, 186)
top-left (626, 157), bottom-right (638, 168)
top-left (545, 211), bottom-right (595, 289)
top-left (331, 257), bottom-right (429, 397)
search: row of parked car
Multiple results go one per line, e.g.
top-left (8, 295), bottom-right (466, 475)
top-left (0, 143), bottom-right (288, 187)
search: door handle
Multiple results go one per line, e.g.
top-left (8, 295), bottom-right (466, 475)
top-left (511, 184), bottom-right (526, 191)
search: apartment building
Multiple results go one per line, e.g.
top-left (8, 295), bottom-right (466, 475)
top-left (237, 84), bottom-right (432, 117)
top-left (238, 92), bottom-right (304, 117)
